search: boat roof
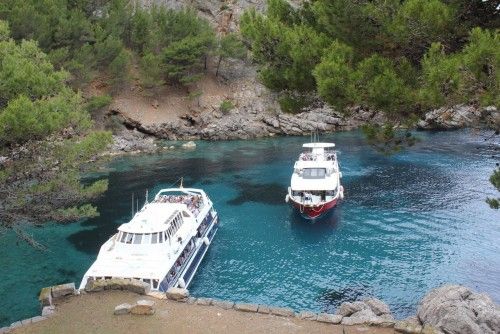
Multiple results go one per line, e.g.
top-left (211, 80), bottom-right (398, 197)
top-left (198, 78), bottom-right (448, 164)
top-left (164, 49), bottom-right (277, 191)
top-left (118, 202), bottom-right (188, 234)
top-left (295, 160), bottom-right (335, 168)
top-left (303, 143), bottom-right (335, 148)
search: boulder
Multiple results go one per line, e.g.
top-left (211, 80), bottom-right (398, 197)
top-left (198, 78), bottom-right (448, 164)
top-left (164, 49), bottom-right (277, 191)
top-left (166, 287), bottom-right (189, 301)
top-left (38, 287), bottom-right (52, 307)
top-left (130, 300), bottom-right (155, 315)
top-left (395, 317), bottom-right (423, 334)
top-left (418, 285), bottom-right (500, 334)
top-left (234, 303), bottom-right (258, 313)
top-left (51, 282), bottom-right (76, 298)
top-left (114, 303), bottom-right (132, 315)
top-left (316, 313), bottom-right (342, 324)
top-left (85, 278), bottom-right (150, 295)
top-left (336, 301), bottom-right (369, 317)
top-left (365, 298), bottom-right (391, 316)
top-left (341, 308), bottom-right (394, 327)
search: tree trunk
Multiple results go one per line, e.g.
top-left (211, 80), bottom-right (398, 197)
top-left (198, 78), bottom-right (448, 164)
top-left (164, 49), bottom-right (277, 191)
top-left (216, 56), bottom-right (222, 77)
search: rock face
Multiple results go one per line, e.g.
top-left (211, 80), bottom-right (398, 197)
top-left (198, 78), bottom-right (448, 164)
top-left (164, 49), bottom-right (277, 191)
top-left (337, 298), bottom-right (395, 327)
top-left (114, 103), bottom-right (387, 141)
top-left (110, 129), bottom-right (158, 154)
top-left (417, 284), bottom-right (500, 334)
top-left (417, 105), bottom-right (499, 130)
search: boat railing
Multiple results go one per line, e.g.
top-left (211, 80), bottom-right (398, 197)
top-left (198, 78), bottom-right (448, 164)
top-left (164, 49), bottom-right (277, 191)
top-left (299, 152), bottom-right (337, 161)
top-left (154, 194), bottom-right (204, 217)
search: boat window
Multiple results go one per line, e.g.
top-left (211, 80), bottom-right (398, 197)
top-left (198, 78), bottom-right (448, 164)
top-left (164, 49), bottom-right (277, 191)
top-left (182, 211), bottom-right (190, 217)
top-left (143, 234), bottom-right (151, 244)
top-left (151, 233), bottom-right (158, 244)
top-left (133, 234), bottom-right (142, 244)
top-left (120, 232), bottom-right (127, 243)
top-left (153, 280), bottom-right (159, 289)
top-left (303, 168), bottom-right (326, 179)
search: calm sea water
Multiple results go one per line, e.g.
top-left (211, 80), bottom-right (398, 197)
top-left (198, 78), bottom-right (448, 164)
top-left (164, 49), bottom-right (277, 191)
top-left (1, 130), bottom-right (499, 325)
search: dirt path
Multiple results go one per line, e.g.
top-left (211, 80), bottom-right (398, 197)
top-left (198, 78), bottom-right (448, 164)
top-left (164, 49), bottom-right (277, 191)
top-left (13, 291), bottom-right (395, 334)
top-left (110, 74), bottom-right (232, 126)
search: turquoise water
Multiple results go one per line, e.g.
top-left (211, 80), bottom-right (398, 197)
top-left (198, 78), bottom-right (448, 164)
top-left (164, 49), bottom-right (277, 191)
top-left (1, 130), bottom-right (499, 325)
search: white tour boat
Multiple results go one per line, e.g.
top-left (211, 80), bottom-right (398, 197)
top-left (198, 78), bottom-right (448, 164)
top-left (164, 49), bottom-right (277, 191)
top-left (79, 186), bottom-right (218, 292)
top-left (285, 142), bottom-right (344, 220)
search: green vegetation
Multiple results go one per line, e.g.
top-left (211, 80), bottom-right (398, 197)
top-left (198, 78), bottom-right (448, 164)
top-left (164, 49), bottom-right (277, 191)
top-left (0, 1), bottom-right (244, 90)
top-left (0, 21), bottom-right (111, 246)
top-left (487, 167), bottom-right (500, 209)
top-left (241, 0), bottom-right (499, 118)
top-left (220, 99), bottom-right (235, 114)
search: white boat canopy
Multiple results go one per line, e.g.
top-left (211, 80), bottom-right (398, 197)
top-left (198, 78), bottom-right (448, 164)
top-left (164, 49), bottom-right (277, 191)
top-left (302, 143), bottom-right (335, 148)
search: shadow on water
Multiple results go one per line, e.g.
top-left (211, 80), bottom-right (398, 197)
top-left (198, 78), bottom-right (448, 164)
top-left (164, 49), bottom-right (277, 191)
top-left (316, 284), bottom-right (373, 313)
top-left (288, 207), bottom-right (343, 242)
top-left (227, 181), bottom-right (287, 206)
top-left (345, 159), bottom-right (456, 210)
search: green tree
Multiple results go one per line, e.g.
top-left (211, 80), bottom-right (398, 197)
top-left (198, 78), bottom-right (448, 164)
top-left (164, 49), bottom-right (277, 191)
top-left (215, 33), bottom-right (246, 77)
top-left (313, 41), bottom-right (357, 111)
top-left (0, 22), bottom-right (112, 246)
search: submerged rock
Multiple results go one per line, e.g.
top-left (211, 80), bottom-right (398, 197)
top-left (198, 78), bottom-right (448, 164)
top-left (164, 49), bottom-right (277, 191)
top-left (181, 141), bottom-right (196, 149)
top-left (417, 284), bottom-right (500, 334)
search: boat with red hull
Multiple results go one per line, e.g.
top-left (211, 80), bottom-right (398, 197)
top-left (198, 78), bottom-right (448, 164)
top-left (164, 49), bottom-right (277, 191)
top-left (285, 142), bottom-right (344, 220)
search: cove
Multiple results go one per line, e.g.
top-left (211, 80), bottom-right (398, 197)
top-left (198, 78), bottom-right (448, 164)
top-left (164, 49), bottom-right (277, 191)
top-left (0, 129), bottom-right (499, 326)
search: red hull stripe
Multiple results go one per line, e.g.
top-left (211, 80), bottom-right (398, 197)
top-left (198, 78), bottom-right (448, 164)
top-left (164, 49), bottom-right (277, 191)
top-left (291, 198), bottom-right (338, 219)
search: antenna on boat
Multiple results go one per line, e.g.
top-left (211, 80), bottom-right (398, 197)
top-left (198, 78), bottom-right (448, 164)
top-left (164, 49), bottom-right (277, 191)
top-left (131, 193), bottom-right (134, 218)
top-left (180, 177), bottom-right (184, 189)
top-left (145, 189), bottom-right (149, 205)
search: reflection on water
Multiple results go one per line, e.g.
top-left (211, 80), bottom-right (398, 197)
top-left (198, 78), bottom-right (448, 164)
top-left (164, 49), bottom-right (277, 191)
top-left (0, 129), bottom-right (499, 326)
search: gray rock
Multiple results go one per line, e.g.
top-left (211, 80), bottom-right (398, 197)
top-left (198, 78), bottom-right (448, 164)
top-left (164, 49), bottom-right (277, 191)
top-left (269, 306), bottom-right (295, 317)
top-left (341, 308), bottom-right (394, 327)
top-left (51, 282), bottom-right (76, 298)
top-left (38, 287), bottom-right (52, 307)
top-left (41, 306), bottom-right (56, 317)
top-left (418, 284), bottom-right (500, 334)
top-left (234, 303), bottom-right (259, 312)
top-left (114, 303), bottom-right (132, 315)
top-left (395, 317), bottom-right (423, 334)
top-left (364, 298), bottom-right (391, 316)
top-left (130, 300), bottom-right (155, 315)
top-left (336, 301), bottom-right (369, 317)
top-left (186, 297), bottom-right (197, 304)
top-left (297, 311), bottom-right (317, 320)
top-left (212, 300), bottom-right (234, 310)
top-left (196, 298), bottom-right (213, 306)
top-left (316, 313), bottom-right (342, 324)
top-left (166, 287), bottom-right (189, 301)
top-left (85, 278), bottom-right (150, 295)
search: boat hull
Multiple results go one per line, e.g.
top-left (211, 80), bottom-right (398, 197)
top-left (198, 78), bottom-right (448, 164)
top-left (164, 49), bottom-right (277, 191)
top-left (291, 198), bottom-right (339, 220)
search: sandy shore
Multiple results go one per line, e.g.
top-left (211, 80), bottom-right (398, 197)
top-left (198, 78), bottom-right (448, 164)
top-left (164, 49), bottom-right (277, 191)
top-left (12, 291), bottom-right (395, 334)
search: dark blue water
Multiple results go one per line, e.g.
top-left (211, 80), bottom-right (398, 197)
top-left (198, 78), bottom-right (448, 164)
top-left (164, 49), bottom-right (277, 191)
top-left (1, 130), bottom-right (499, 326)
